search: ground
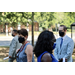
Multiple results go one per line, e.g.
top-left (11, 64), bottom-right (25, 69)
top-left (0, 46), bottom-right (75, 62)
top-left (0, 32), bottom-right (75, 62)
top-left (0, 46), bottom-right (37, 62)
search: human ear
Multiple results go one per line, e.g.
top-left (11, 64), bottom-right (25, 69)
top-left (24, 36), bottom-right (27, 40)
top-left (65, 30), bottom-right (67, 33)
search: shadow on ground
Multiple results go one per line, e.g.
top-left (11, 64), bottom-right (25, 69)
top-left (0, 46), bottom-right (37, 62)
top-left (0, 46), bottom-right (75, 62)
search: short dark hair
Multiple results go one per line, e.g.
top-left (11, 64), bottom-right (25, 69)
top-left (33, 30), bottom-right (54, 57)
top-left (13, 29), bottom-right (17, 34)
top-left (17, 30), bottom-right (21, 35)
top-left (60, 25), bottom-right (67, 31)
top-left (20, 29), bottom-right (28, 37)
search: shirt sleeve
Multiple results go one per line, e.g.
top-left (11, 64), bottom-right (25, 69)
top-left (63, 39), bottom-right (74, 60)
top-left (54, 41), bottom-right (59, 61)
top-left (9, 39), bottom-right (17, 57)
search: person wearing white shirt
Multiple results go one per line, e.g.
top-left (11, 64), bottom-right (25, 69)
top-left (54, 25), bottom-right (74, 62)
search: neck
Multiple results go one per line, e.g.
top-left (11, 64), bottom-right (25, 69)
top-left (62, 34), bottom-right (66, 37)
top-left (15, 34), bottom-right (17, 36)
top-left (22, 40), bottom-right (27, 45)
top-left (14, 34), bottom-right (17, 37)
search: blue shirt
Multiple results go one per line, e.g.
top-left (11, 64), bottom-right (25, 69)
top-left (37, 51), bottom-right (58, 62)
top-left (53, 43), bottom-right (56, 49)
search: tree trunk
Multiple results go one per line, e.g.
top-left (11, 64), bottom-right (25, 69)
top-left (32, 12), bottom-right (34, 46)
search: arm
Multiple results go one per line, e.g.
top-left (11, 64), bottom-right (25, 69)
top-left (63, 40), bottom-right (74, 60)
top-left (25, 45), bottom-right (33, 62)
top-left (41, 53), bottom-right (52, 62)
top-left (9, 39), bottom-right (17, 57)
top-left (54, 41), bottom-right (59, 61)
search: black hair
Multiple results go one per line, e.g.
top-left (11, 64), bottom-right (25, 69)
top-left (33, 30), bottom-right (54, 57)
top-left (20, 28), bottom-right (28, 37)
top-left (17, 30), bottom-right (21, 35)
top-left (13, 29), bottom-right (17, 34)
top-left (60, 25), bottom-right (67, 31)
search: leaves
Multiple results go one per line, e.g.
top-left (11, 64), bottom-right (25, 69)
top-left (0, 12), bottom-right (75, 29)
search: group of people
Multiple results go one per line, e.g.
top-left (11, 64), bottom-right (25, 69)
top-left (8, 25), bottom-right (74, 62)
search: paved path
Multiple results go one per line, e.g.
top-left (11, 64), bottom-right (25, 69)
top-left (0, 33), bottom-right (73, 46)
top-left (0, 36), bottom-right (38, 46)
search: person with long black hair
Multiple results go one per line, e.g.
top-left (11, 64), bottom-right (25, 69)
top-left (33, 30), bottom-right (58, 62)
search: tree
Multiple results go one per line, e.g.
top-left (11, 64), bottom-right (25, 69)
top-left (34, 12), bottom-right (55, 29)
top-left (51, 12), bottom-right (75, 28)
top-left (0, 12), bottom-right (32, 27)
top-left (0, 12), bottom-right (75, 30)
top-left (32, 12), bottom-right (34, 46)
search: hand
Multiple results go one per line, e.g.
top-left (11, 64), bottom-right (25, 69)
top-left (65, 59), bottom-right (67, 62)
top-left (61, 58), bottom-right (67, 62)
top-left (59, 58), bottom-right (63, 62)
top-left (9, 56), bottom-right (12, 58)
top-left (59, 58), bottom-right (67, 62)
top-left (16, 49), bottom-right (20, 53)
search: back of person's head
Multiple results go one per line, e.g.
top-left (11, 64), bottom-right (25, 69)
top-left (12, 29), bottom-right (18, 37)
top-left (20, 28), bottom-right (28, 37)
top-left (17, 30), bottom-right (21, 35)
top-left (33, 30), bottom-right (55, 57)
top-left (13, 29), bottom-right (18, 34)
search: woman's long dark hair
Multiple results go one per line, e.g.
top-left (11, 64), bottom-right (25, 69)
top-left (33, 30), bottom-right (55, 57)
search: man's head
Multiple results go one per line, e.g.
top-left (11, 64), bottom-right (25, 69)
top-left (59, 25), bottom-right (67, 37)
top-left (12, 30), bottom-right (18, 37)
top-left (17, 30), bottom-right (21, 35)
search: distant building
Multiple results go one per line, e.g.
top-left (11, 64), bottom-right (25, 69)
top-left (0, 22), bottom-right (39, 33)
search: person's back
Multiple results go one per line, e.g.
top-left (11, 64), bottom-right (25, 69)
top-left (33, 30), bottom-right (57, 62)
top-left (37, 51), bottom-right (58, 62)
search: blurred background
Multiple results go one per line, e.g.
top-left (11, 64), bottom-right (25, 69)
top-left (0, 12), bottom-right (75, 62)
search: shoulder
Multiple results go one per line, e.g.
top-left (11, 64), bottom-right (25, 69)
top-left (26, 43), bottom-right (33, 51)
top-left (27, 44), bottom-right (33, 48)
top-left (67, 36), bottom-right (74, 42)
top-left (13, 36), bottom-right (18, 42)
top-left (41, 53), bottom-right (52, 62)
top-left (14, 35), bottom-right (18, 40)
top-left (57, 37), bottom-right (61, 40)
top-left (56, 38), bottom-right (61, 42)
top-left (25, 43), bottom-right (33, 54)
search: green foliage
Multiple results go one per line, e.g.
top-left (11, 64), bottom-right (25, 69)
top-left (0, 12), bottom-right (32, 27)
top-left (34, 12), bottom-right (54, 29)
top-left (0, 12), bottom-right (75, 29)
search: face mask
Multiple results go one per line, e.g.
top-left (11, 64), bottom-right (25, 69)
top-left (18, 36), bottom-right (25, 43)
top-left (53, 43), bottom-right (56, 50)
top-left (12, 34), bottom-right (15, 37)
top-left (59, 31), bottom-right (64, 37)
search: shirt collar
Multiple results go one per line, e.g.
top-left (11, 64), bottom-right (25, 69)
top-left (60, 35), bottom-right (67, 41)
